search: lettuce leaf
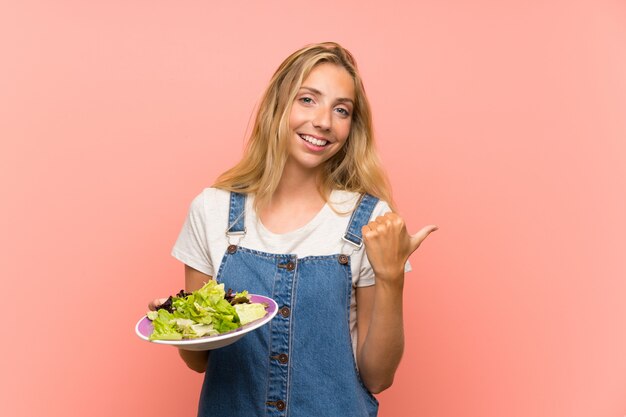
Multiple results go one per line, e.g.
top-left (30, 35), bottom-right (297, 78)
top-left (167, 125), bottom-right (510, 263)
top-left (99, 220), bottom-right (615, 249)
top-left (148, 281), bottom-right (265, 341)
top-left (234, 303), bottom-right (267, 325)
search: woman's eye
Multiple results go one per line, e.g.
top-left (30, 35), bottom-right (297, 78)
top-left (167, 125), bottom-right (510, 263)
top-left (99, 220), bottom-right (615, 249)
top-left (335, 107), bottom-right (350, 116)
top-left (300, 97), bottom-right (314, 104)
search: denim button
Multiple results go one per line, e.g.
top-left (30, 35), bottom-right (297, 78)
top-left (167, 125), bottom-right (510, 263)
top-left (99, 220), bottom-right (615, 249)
top-left (338, 254), bottom-right (349, 265)
top-left (275, 400), bottom-right (286, 410)
top-left (227, 244), bottom-right (237, 254)
top-left (270, 353), bottom-right (289, 363)
top-left (278, 261), bottom-right (295, 270)
top-left (279, 306), bottom-right (290, 318)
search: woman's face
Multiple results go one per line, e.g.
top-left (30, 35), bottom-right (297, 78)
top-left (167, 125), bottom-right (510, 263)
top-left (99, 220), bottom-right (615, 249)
top-left (287, 62), bottom-right (355, 174)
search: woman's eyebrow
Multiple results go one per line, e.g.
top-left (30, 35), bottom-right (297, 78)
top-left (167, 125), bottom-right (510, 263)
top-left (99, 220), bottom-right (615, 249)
top-left (300, 86), bottom-right (354, 105)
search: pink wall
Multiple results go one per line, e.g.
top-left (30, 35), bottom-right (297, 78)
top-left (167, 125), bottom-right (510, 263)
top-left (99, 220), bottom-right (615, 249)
top-left (2, 1), bottom-right (625, 416)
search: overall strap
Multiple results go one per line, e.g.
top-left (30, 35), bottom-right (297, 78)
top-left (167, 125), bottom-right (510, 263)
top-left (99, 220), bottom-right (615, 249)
top-left (227, 192), bottom-right (247, 235)
top-left (342, 193), bottom-right (379, 248)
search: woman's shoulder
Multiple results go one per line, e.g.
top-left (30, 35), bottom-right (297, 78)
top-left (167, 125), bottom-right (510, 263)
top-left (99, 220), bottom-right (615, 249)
top-left (194, 186), bottom-right (239, 200)
top-left (328, 189), bottom-right (360, 209)
top-left (328, 190), bottom-right (391, 215)
top-left (188, 187), bottom-right (233, 213)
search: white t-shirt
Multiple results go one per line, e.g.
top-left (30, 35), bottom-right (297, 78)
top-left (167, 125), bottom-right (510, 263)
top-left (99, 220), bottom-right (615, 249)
top-left (171, 187), bottom-right (411, 353)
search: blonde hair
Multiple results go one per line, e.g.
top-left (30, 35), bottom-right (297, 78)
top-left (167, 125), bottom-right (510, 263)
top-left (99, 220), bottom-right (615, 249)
top-left (213, 42), bottom-right (394, 210)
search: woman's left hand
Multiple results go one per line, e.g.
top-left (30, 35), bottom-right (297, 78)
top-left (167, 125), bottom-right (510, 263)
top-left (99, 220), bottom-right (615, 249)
top-left (362, 212), bottom-right (438, 284)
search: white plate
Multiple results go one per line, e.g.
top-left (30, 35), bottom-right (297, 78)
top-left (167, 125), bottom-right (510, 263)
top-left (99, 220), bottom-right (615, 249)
top-left (135, 294), bottom-right (278, 351)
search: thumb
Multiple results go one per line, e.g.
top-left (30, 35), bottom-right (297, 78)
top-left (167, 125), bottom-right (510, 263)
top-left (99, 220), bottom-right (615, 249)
top-left (409, 224), bottom-right (439, 253)
top-left (148, 297), bottom-right (169, 311)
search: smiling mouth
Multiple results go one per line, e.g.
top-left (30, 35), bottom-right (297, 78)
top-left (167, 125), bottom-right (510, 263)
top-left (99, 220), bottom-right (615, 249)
top-left (298, 134), bottom-right (329, 147)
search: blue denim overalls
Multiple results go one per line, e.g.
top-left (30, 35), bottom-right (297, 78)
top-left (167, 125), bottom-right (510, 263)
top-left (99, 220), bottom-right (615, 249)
top-left (198, 192), bottom-right (380, 417)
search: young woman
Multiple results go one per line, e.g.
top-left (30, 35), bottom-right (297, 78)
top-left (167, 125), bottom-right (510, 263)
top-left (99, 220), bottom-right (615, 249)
top-left (151, 42), bottom-right (437, 417)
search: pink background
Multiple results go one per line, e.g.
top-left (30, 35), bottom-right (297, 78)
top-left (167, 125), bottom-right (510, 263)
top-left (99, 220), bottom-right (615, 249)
top-left (2, 1), bottom-right (625, 416)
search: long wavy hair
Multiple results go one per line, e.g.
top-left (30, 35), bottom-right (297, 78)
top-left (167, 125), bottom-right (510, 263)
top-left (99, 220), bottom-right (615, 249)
top-left (213, 42), bottom-right (393, 211)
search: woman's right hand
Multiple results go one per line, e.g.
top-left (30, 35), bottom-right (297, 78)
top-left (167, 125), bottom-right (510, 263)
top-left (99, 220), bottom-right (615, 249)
top-left (148, 297), bottom-right (169, 311)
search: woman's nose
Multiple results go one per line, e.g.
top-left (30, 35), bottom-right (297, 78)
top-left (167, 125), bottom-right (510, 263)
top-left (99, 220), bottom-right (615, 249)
top-left (312, 107), bottom-right (332, 131)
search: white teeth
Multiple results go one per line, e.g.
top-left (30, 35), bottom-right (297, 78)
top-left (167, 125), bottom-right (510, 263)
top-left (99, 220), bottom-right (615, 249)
top-left (300, 134), bottom-right (328, 146)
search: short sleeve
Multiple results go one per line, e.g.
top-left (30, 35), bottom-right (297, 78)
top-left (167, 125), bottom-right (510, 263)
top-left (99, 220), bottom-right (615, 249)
top-left (355, 200), bottom-right (412, 288)
top-left (171, 192), bottom-right (214, 276)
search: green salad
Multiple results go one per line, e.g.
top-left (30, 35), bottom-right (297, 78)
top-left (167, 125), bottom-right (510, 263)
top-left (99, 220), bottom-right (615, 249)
top-left (147, 280), bottom-right (267, 341)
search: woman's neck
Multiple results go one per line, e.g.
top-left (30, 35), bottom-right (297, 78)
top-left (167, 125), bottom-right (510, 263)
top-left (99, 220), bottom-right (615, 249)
top-left (273, 159), bottom-right (323, 204)
top-left (257, 160), bottom-right (327, 234)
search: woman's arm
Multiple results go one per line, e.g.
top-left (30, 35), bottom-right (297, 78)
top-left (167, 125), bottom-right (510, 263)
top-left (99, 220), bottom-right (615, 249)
top-left (355, 280), bottom-right (404, 394)
top-left (177, 265), bottom-right (213, 372)
top-left (356, 212), bottom-right (437, 393)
